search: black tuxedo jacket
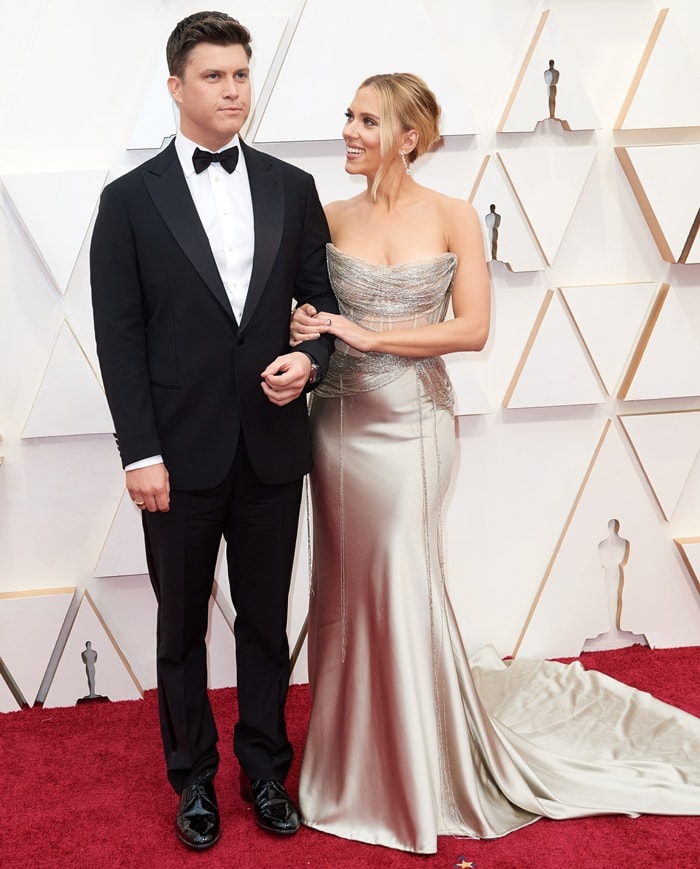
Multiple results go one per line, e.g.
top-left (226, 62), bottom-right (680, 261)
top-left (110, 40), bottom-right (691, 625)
top-left (90, 139), bottom-right (337, 490)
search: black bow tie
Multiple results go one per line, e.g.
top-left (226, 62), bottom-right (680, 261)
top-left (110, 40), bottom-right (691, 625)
top-left (192, 145), bottom-right (239, 174)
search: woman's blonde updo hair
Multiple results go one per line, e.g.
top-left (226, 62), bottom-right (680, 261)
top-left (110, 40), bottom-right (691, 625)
top-left (358, 72), bottom-right (442, 200)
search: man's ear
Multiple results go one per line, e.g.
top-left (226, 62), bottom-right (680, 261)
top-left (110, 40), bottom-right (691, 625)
top-left (167, 76), bottom-right (183, 104)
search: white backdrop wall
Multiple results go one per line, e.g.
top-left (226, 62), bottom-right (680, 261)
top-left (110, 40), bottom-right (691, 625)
top-left (1, 0), bottom-right (699, 710)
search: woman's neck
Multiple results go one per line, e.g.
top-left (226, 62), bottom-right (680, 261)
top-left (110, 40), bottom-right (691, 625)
top-left (368, 168), bottom-right (417, 211)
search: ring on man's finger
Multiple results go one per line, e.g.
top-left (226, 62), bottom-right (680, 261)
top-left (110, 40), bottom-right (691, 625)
top-left (327, 318), bottom-right (332, 326)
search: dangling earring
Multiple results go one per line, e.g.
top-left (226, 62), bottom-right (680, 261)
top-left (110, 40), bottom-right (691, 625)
top-left (400, 151), bottom-right (411, 176)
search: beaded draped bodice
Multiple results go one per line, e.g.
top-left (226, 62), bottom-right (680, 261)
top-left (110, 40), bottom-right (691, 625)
top-left (316, 244), bottom-right (458, 411)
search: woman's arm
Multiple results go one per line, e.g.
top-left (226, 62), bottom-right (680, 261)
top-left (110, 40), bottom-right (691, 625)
top-left (291, 198), bottom-right (491, 358)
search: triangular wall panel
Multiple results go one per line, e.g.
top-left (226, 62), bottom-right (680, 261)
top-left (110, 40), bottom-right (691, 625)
top-left (615, 144), bottom-right (700, 264)
top-left (674, 538), bottom-right (700, 594)
top-left (498, 9), bottom-right (600, 133)
top-left (499, 147), bottom-right (597, 266)
top-left (232, 15), bottom-right (293, 141)
top-left (0, 672), bottom-right (20, 713)
top-left (616, 8), bottom-right (700, 130)
top-left (255, 0), bottom-right (476, 142)
top-left (504, 289), bottom-right (604, 409)
top-left (684, 222), bottom-right (700, 265)
top-left (22, 320), bottom-right (114, 439)
top-left (88, 575), bottom-right (156, 691)
top-left (127, 56), bottom-right (177, 150)
top-left (94, 490), bottom-right (148, 578)
top-left (0, 589), bottom-right (74, 707)
top-left (560, 283), bottom-right (658, 396)
top-left (469, 155), bottom-right (546, 273)
top-left (620, 284), bottom-right (700, 400)
top-left (1, 170), bottom-right (106, 294)
top-left (515, 422), bottom-right (700, 659)
top-left (43, 592), bottom-right (142, 708)
top-left (619, 410), bottom-right (700, 522)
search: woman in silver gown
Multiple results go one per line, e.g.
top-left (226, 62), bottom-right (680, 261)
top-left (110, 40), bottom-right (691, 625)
top-left (291, 73), bottom-right (700, 854)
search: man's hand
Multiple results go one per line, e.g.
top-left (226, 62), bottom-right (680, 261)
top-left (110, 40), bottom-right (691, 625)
top-left (260, 351), bottom-right (312, 406)
top-left (126, 463), bottom-right (170, 513)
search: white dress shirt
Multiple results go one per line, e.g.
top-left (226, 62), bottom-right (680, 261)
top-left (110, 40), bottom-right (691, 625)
top-left (176, 132), bottom-right (255, 322)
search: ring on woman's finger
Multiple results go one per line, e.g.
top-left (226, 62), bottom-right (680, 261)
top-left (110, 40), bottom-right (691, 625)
top-left (134, 501), bottom-right (145, 506)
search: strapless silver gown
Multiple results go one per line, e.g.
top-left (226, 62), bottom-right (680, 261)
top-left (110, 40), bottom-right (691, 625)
top-left (297, 244), bottom-right (700, 854)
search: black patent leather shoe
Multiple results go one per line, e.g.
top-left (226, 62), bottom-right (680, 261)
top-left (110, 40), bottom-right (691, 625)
top-left (240, 773), bottom-right (300, 835)
top-left (175, 772), bottom-right (221, 850)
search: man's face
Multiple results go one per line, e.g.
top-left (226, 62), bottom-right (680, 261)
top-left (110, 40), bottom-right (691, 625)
top-left (168, 41), bottom-right (251, 151)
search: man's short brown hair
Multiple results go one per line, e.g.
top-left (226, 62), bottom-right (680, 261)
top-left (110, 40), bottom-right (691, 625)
top-left (166, 11), bottom-right (252, 78)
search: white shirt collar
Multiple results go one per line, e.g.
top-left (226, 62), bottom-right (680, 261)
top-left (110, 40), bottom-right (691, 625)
top-left (174, 131), bottom-right (246, 179)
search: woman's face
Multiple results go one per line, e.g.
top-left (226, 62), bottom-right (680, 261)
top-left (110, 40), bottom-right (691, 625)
top-left (342, 86), bottom-right (383, 177)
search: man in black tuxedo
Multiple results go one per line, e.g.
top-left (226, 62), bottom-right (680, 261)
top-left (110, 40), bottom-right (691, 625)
top-left (90, 11), bottom-right (337, 851)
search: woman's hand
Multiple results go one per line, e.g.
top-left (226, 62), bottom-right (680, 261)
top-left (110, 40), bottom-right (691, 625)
top-left (290, 303), bottom-right (323, 346)
top-left (290, 304), bottom-right (376, 353)
top-left (323, 313), bottom-right (376, 353)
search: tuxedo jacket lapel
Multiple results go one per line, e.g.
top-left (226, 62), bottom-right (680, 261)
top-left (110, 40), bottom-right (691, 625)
top-left (142, 142), bottom-right (237, 323)
top-left (141, 140), bottom-right (285, 332)
top-left (239, 141), bottom-right (284, 333)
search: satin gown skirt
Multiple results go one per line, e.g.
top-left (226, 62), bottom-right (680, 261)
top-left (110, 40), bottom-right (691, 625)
top-left (298, 369), bottom-right (700, 854)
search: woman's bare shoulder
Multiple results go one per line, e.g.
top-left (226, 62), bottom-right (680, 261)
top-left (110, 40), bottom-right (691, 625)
top-left (324, 195), bottom-right (366, 235)
top-left (410, 185), bottom-right (474, 221)
top-left (324, 195), bottom-right (364, 214)
top-left (429, 188), bottom-right (476, 217)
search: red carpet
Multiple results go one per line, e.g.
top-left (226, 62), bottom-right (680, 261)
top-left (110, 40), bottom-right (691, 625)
top-left (1, 644), bottom-right (698, 868)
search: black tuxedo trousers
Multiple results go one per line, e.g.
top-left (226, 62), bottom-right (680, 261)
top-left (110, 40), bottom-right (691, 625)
top-left (144, 435), bottom-right (303, 791)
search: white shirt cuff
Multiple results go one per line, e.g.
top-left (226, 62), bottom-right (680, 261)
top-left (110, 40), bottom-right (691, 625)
top-left (124, 455), bottom-right (163, 471)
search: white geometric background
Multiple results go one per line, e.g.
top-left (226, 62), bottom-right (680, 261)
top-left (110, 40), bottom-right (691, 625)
top-left (1, 0), bottom-right (699, 711)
